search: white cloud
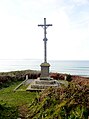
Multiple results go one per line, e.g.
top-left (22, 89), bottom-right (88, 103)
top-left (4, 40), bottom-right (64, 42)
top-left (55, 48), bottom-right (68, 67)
top-left (72, 0), bottom-right (89, 5)
top-left (0, 0), bottom-right (89, 60)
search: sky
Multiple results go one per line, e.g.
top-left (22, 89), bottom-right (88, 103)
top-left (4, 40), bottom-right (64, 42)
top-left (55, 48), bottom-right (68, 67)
top-left (0, 0), bottom-right (89, 60)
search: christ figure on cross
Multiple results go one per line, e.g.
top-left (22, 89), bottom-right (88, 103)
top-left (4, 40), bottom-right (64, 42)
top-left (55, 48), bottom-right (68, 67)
top-left (38, 18), bottom-right (52, 63)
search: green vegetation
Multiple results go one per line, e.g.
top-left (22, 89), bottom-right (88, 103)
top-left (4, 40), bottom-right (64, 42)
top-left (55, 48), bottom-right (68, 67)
top-left (0, 81), bottom-right (36, 119)
top-left (0, 81), bottom-right (89, 119)
top-left (0, 103), bottom-right (18, 119)
top-left (0, 70), bottom-right (89, 118)
top-left (0, 70), bottom-right (40, 118)
top-left (58, 80), bottom-right (68, 87)
top-left (28, 83), bottom-right (89, 119)
top-left (66, 74), bottom-right (72, 82)
top-left (0, 70), bottom-right (40, 89)
top-left (0, 82), bottom-right (36, 106)
top-left (18, 83), bottom-right (29, 91)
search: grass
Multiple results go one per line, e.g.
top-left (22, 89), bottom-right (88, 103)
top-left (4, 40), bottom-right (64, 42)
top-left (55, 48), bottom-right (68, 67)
top-left (58, 80), bottom-right (68, 87)
top-left (0, 79), bottom-right (68, 119)
top-left (18, 83), bottom-right (29, 91)
top-left (0, 81), bottom-right (36, 107)
top-left (0, 80), bottom-right (68, 107)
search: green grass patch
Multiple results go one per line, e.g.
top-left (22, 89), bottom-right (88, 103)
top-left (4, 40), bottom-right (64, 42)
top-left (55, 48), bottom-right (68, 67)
top-left (0, 81), bottom-right (37, 118)
top-left (0, 81), bottom-right (36, 107)
top-left (18, 83), bottom-right (29, 91)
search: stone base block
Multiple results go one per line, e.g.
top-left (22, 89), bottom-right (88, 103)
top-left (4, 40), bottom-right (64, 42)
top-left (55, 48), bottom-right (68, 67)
top-left (40, 62), bottom-right (50, 78)
top-left (26, 78), bottom-right (60, 91)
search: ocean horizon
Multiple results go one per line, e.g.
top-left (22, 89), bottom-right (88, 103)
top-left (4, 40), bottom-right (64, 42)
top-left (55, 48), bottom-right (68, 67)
top-left (0, 59), bottom-right (89, 77)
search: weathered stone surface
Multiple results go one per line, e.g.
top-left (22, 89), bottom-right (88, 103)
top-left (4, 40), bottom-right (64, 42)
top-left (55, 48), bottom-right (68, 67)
top-left (40, 62), bottom-right (50, 79)
top-left (26, 78), bottom-right (60, 91)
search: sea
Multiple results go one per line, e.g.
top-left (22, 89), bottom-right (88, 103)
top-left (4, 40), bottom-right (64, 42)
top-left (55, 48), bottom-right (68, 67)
top-left (0, 59), bottom-right (89, 77)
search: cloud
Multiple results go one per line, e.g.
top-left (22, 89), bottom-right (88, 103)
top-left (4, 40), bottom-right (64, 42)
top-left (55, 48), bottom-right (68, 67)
top-left (72, 0), bottom-right (89, 5)
top-left (0, 0), bottom-right (89, 60)
top-left (46, 0), bottom-right (89, 60)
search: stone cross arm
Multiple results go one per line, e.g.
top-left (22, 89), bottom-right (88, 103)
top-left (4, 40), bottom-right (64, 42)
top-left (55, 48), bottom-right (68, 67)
top-left (38, 24), bottom-right (52, 27)
top-left (38, 18), bottom-right (52, 28)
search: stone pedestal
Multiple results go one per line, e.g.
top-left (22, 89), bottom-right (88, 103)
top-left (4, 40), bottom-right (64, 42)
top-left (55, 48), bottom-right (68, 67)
top-left (26, 78), bottom-right (60, 91)
top-left (40, 62), bottom-right (50, 80)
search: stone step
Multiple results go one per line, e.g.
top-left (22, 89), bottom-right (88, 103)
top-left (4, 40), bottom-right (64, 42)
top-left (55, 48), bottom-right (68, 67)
top-left (35, 80), bottom-right (58, 85)
top-left (26, 79), bottom-right (60, 91)
top-left (31, 84), bottom-right (58, 89)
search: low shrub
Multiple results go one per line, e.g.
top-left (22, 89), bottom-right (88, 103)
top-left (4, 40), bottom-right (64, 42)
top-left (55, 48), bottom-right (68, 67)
top-left (0, 103), bottom-right (18, 119)
top-left (66, 74), bottom-right (72, 82)
top-left (28, 83), bottom-right (89, 118)
top-left (0, 70), bottom-right (40, 89)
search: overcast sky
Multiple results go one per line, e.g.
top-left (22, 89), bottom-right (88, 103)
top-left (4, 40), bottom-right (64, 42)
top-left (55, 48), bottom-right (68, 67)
top-left (0, 0), bottom-right (89, 60)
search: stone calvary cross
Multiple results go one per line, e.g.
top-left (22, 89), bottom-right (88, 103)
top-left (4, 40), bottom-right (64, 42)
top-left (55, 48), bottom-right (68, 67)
top-left (38, 18), bottom-right (52, 63)
top-left (38, 18), bottom-right (52, 79)
top-left (26, 19), bottom-right (59, 91)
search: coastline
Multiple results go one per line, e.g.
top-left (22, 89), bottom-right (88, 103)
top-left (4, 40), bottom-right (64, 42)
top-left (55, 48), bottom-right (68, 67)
top-left (0, 59), bottom-right (89, 77)
top-left (0, 69), bottom-right (89, 88)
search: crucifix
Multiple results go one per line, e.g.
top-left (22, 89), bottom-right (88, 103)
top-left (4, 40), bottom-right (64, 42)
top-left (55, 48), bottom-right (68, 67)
top-left (38, 18), bottom-right (52, 63)
top-left (38, 18), bottom-right (52, 79)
